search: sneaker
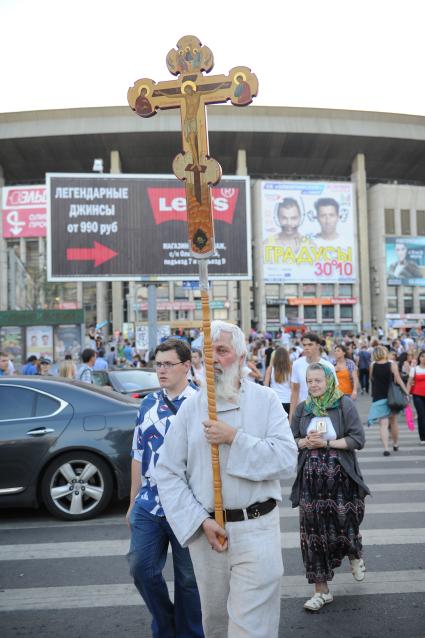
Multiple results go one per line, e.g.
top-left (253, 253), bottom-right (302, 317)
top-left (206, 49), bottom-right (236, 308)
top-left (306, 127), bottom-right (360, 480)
top-left (383, 450), bottom-right (391, 456)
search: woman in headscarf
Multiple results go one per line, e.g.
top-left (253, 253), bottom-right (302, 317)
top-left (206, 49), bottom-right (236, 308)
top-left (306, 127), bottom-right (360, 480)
top-left (290, 363), bottom-right (370, 612)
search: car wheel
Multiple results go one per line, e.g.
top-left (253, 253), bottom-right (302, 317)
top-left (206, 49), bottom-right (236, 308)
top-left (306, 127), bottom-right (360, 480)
top-left (41, 451), bottom-right (114, 521)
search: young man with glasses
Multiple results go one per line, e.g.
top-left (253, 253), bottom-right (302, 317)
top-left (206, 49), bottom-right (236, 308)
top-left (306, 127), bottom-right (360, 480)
top-left (126, 338), bottom-right (203, 638)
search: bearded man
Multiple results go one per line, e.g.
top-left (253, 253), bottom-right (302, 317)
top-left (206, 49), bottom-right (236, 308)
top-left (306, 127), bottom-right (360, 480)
top-left (155, 321), bottom-right (298, 638)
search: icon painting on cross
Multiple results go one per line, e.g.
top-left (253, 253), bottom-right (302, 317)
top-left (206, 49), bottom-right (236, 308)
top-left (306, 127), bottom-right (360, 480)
top-left (127, 35), bottom-right (258, 257)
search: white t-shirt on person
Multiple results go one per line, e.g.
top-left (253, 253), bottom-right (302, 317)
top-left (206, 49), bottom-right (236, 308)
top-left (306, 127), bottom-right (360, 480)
top-left (270, 368), bottom-right (291, 403)
top-left (291, 356), bottom-right (338, 403)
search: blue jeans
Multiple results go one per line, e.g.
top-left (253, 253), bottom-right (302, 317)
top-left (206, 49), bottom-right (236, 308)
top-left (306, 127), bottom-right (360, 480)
top-left (127, 503), bottom-right (204, 638)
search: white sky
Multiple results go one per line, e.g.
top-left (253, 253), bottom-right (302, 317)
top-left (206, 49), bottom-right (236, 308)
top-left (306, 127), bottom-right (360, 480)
top-left (2, 0), bottom-right (425, 116)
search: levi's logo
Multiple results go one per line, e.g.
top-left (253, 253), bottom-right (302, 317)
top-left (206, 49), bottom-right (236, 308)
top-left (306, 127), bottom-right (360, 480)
top-left (147, 187), bottom-right (239, 225)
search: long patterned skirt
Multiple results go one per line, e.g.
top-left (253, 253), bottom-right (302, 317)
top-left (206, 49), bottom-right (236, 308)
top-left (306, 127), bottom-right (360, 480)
top-left (299, 449), bottom-right (365, 584)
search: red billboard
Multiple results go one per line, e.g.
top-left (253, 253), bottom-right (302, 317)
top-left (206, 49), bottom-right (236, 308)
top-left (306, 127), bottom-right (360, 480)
top-left (1, 186), bottom-right (47, 238)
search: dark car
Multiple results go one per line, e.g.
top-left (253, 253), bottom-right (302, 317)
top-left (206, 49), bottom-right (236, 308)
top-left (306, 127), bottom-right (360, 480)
top-left (92, 367), bottom-right (160, 398)
top-left (0, 377), bottom-right (140, 521)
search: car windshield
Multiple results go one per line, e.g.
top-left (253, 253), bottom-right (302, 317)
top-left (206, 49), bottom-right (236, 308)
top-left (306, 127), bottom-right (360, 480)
top-left (111, 370), bottom-right (159, 392)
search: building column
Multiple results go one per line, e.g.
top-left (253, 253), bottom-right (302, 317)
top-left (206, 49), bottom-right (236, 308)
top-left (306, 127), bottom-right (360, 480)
top-left (110, 150), bottom-right (124, 334)
top-left (252, 179), bottom-right (266, 331)
top-left (0, 167), bottom-right (8, 310)
top-left (236, 149), bottom-right (252, 335)
top-left (77, 282), bottom-right (83, 309)
top-left (96, 281), bottom-right (109, 331)
top-left (351, 154), bottom-right (371, 331)
top-left (38, 238), bottom-right (46, 308)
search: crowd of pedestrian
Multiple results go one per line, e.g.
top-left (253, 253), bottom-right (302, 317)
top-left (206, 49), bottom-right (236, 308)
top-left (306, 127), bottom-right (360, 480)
top-left (2, 319), bottom-right (425, 634)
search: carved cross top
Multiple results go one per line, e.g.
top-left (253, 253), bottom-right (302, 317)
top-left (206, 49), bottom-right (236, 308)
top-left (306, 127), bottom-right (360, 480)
top-left (128, 35), bottom-right (258, 257)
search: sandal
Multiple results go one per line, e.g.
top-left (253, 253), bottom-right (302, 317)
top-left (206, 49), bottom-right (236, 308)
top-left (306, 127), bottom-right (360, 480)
top-left (350, 558), bottom-right (366, 581)
top-left (304, 591), bottom-right (333, 611)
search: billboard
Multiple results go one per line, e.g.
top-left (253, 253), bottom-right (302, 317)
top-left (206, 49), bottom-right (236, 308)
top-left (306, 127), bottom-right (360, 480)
top-left (386, 237), bottom-right (425, 285)
top-left (261, 181), bottom-right (356, 283)
top-left (47, 174), bottom-right (250, 281)
top-left (26, 325), bottom-right (54, 360)
top-left (1, 186), bottom-right (47, 238)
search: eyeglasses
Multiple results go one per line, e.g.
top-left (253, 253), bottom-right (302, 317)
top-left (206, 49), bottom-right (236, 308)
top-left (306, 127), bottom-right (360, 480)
top-left (154, 361), bottom-right (184, 370)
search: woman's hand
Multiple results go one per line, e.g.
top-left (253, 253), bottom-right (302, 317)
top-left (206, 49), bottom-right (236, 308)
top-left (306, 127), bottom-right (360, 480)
top-left (305, 431), bottom-right (326, 449)
top-left (350, 390), bottom-right (358, 401)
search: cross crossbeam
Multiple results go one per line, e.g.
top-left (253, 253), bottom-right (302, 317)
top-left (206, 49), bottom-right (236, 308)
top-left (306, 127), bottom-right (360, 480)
top-left (128, 35), bottom-right (258, 257)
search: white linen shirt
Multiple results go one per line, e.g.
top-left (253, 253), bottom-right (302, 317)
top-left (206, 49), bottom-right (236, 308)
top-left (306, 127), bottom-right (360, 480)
top-left (155, 379), bottom-right (298, 547)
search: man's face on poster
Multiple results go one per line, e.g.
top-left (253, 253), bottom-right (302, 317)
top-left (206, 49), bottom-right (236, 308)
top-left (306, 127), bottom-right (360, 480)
top-left (395, 242), bottom-right (408, 261)
top-left (317, 205), bottom-right (339, 236)
top-left (277, 205), bottom-right (301, 236)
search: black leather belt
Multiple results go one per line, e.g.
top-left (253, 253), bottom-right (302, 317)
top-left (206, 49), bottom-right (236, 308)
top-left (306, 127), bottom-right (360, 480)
top-left (212, 498), bottom-right (276, 523)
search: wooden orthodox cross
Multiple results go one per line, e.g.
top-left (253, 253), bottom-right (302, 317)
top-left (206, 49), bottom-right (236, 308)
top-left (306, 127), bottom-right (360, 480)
top-left (128, 35), bottom-right (258, 530)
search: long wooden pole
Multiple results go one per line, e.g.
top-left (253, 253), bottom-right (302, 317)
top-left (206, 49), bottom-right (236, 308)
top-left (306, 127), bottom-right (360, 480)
top-left (199, 260), bottom-right (224, 529)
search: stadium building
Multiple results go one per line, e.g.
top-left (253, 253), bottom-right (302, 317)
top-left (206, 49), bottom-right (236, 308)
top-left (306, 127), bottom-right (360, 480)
top-left (1, 104), bottom-right (425, 356)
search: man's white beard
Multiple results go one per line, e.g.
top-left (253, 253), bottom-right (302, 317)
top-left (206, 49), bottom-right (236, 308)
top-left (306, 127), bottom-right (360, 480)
top-left (213, 360), bottom-right (241, 403)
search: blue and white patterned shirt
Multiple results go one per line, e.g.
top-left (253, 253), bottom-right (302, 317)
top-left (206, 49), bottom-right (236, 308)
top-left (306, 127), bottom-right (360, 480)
top-left (131, 383), bottom-right (198, 516)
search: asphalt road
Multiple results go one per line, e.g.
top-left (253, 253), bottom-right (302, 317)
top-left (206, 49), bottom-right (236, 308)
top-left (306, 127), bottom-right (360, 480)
top-left (1, 394), bottom-right (424, 638)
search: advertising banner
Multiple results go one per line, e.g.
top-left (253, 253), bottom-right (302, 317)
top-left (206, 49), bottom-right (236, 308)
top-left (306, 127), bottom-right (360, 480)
top-left (54, 325), bottom-right (82, 360)
top-left (261, 181), bottom-right (356, 283)
top-left (26, 325), bottom-right (53, 360)
top-left (0, 326), bottom-right (23, 366)
top-left (386, 237), bottom-right (425, 285)
top-left (47, 174), bottom-right (250, 281)
top-left (1, 186), bottom-right (47, 238)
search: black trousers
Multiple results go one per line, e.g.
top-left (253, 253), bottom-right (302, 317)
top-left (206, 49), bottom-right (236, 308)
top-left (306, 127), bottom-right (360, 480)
top-left (359, 369), bottom-right (369, 392)
top-left (413, 395), bottom-right (425, 441)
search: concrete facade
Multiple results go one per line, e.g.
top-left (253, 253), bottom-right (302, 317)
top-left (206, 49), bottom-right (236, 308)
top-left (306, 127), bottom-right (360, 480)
top-left (2, 105), bottom-right (425, 337)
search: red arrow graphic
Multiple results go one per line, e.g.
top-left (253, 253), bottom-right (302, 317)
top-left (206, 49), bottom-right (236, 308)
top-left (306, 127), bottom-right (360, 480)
top-left (66, 241), bottom-right (118, 267)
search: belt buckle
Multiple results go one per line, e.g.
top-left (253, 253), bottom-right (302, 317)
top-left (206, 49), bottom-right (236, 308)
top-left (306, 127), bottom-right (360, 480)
top-left (252, 508), bottom-right (260, 518)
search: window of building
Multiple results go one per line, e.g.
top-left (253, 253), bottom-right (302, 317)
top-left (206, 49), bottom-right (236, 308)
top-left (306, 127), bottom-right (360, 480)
top-left (321, 284), bottom-right (334, 297)
top-left (266, 305), bottom-right (280, 321)
top-left (304, 306), bottom-right (317, 321)
top-left (283, 284), bottom-right (298, 296)
top-left (213, 308), bottom-right (228, 320)
top-left (194, 309), bottom-right (203, 321)
top-left (285, 305), bottom-right (299, 322)
top-left (384, 209), bottom-right (395, 235)
top-left (403, 296), bottom-right (414, 314)
top-left (387, 296), bottom-right (398, 312)
top-left (158, 285), bottom-right (169, 299)
top-left (339, 284), bottom-right (353, 297)
top-left (266, 284), bottom-right (280, 298)
top-left (401, 209), bottom-right (411, 235)
top-left (416, 210), bottom-right (425, 236)
top-left (420, 295), bottom-right (425, 314)
top-left (173, 284), bottom-right (187, 299)
top-left (303, 284), bottom-right (316, 297)
top-left (322, 305), bottom-right (335, 321)
top-left (340, 305), bottom-right (353, 321)
top-left (213, 282), bottom-right (227, 298)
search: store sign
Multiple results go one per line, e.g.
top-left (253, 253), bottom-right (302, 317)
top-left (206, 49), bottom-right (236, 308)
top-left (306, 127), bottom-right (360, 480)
top-left (1, 186), bottom-right (47, 238)
top-left (287, 297), bottom-right (357, 306)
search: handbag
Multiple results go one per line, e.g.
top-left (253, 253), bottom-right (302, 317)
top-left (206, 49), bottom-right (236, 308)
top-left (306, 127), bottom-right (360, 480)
top-left (387, 381), bottom-right (409, 411)
top-left (405, 404), bottom-right (415, 431)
